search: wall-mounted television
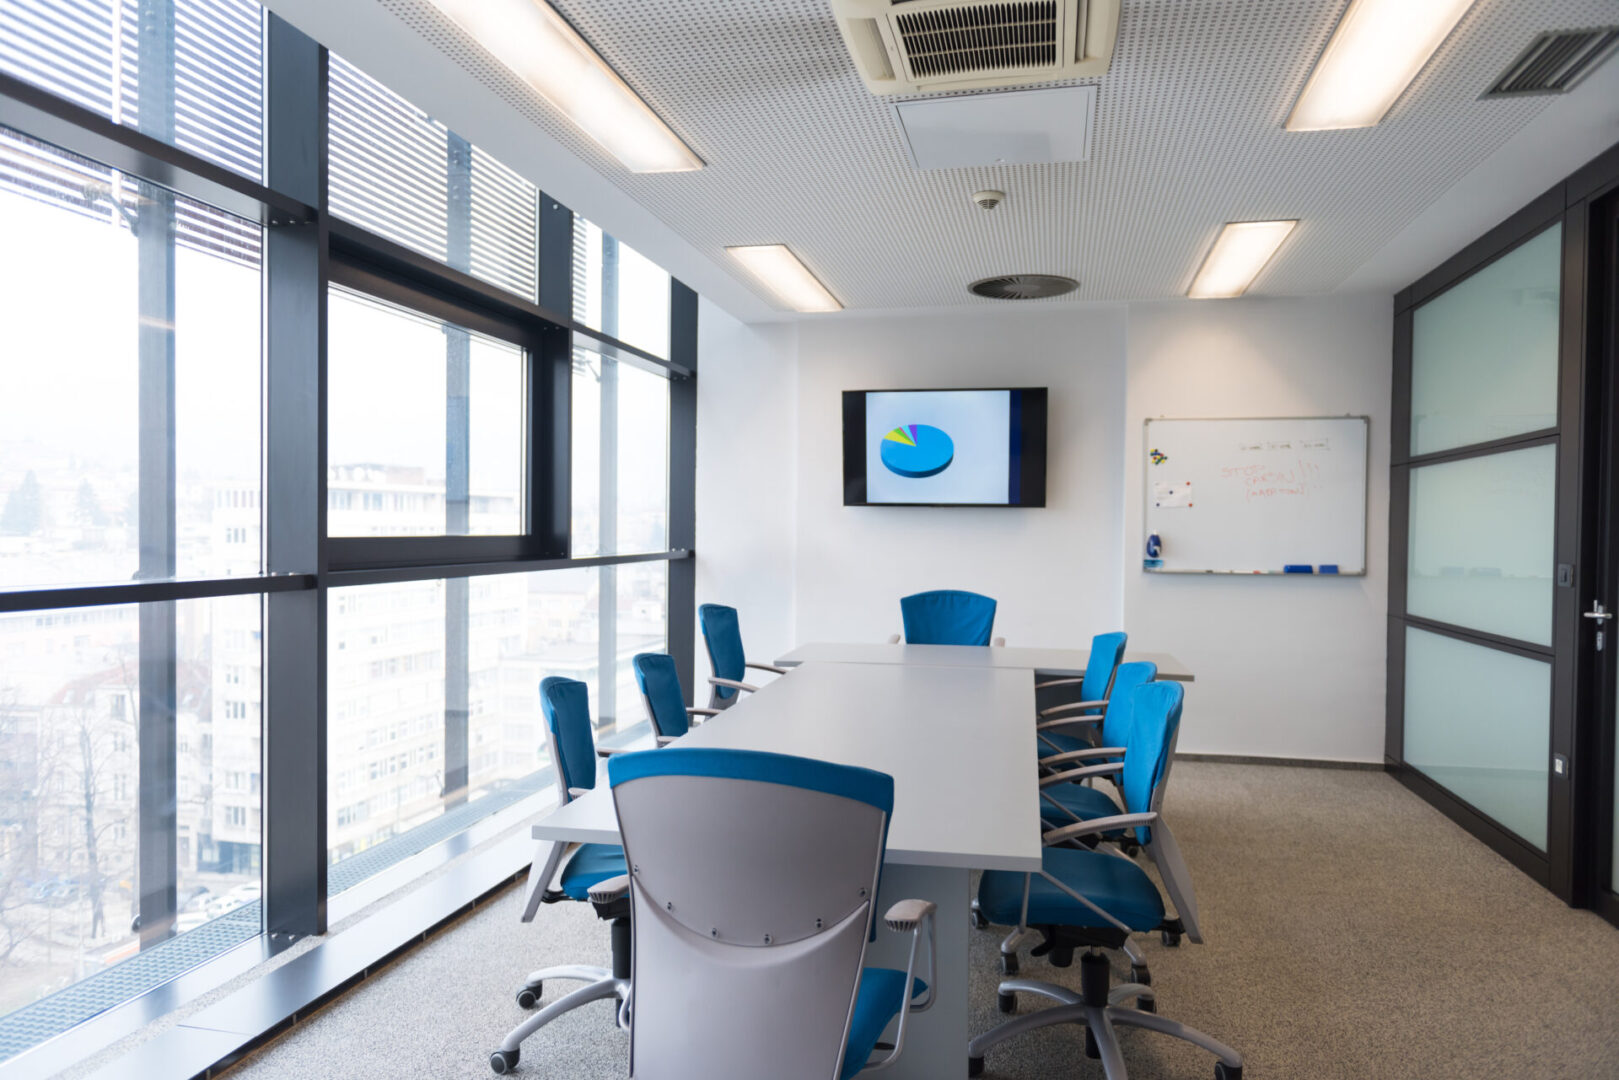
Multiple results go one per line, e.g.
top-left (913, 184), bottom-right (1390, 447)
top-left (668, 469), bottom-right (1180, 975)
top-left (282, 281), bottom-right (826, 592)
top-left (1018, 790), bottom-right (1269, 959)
top-left (842, 388), bottom-right (1048, 507)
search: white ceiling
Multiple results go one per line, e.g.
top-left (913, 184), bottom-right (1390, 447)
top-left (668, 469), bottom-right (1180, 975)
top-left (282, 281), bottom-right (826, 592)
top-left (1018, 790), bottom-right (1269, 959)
top-left (270, 0), bottom-right (1619, 318)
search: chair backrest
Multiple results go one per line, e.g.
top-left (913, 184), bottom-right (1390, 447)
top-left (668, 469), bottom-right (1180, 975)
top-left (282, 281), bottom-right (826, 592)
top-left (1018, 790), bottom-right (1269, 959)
top-left (698, 603), bottom-right (745, 701)
top-left (539, 676), bottom-right (596, 802)
top-left (1116, 679), bottom-right (1202, 943)
top-left (1081, 630), bottom-right (1128, 701)
top-left (1119, 680), bottom-right (1184, 835)
top-left (1099, 661), bottom-right (1157, 747)
top-left (899, 589), bottom-right (998, 646)
top-left (608, 748), bottom-right (894, 1080)
top-left (633, 652), bottom-right (689, 740)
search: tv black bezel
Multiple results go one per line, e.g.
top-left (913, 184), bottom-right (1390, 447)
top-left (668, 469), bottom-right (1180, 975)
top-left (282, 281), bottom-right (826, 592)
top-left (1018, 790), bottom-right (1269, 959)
top-left (841, 387), bottom-right (1048, 508)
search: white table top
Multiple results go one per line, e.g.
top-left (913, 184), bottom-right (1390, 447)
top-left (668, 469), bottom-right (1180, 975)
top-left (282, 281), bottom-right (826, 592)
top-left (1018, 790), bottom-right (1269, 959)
top-left (775, 642), bottom-right (1195, 682)
top-left (531, 661), bottom-right (1043, 872)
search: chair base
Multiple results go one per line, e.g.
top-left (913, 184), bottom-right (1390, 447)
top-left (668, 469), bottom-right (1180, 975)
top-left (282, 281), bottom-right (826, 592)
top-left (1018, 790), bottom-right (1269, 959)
top-left (493, 916), bottom-right (632, 1073)
top-left (968, 951), bottom-right (1241, 1080)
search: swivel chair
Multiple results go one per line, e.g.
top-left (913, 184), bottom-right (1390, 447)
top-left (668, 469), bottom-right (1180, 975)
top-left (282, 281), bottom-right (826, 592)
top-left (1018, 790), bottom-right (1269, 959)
top-left (493, 677), bottom-right (628, 1074)
top-left (1034, 630), bottom-right (1127, 758)
top-left (970, 682), bottom-right (1241, 1080)
top-left (889, 589), bottom-right (1005, 647)
top-left (698, 603), bottom-right (786, 710)
top-left (633, 652), bottom-right (717, 745)
top-left (1037, 661), bottom-right (1156, 770)
top-left (598, 747), bottom-right (938, 1079)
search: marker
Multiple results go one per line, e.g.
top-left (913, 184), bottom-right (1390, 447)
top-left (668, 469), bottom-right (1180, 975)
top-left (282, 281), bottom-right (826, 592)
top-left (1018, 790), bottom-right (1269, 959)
top-left (1319, 564), bottom-right (1339, 575)
top-left (1283, 564), bottom-right (1313, 574)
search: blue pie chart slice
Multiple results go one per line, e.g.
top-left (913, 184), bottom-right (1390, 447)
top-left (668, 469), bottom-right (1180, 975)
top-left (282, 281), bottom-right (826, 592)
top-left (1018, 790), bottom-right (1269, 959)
top-left (880, 424), bottom-right (954, 479)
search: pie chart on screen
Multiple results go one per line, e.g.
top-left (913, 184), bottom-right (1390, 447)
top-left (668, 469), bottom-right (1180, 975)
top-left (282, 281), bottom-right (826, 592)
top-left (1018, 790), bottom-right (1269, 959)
top-left (881, 424), bottom-right (954, 478)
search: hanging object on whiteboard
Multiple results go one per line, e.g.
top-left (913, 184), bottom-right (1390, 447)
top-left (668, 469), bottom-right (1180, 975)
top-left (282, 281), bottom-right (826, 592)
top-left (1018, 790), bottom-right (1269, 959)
top-left (1153, 480), bottom-right (1192, 509)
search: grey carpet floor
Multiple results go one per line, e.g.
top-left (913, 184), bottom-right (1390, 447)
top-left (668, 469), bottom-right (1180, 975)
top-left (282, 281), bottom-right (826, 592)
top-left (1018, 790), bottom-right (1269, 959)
top-left (219, 763), bottom-right (1619, 1079)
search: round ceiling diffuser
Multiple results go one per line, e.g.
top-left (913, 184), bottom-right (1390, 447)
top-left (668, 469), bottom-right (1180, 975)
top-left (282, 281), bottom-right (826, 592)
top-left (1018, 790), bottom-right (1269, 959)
top-left (969, 274), bottom-right (1079, 300)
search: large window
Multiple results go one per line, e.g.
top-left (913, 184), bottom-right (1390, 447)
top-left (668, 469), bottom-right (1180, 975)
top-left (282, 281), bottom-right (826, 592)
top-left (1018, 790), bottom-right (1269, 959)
top-left (0, 7), bottom-right (694, 1069)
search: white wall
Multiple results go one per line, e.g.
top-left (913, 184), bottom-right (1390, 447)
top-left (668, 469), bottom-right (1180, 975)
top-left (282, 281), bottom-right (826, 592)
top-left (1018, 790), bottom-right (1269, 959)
top-left (1124, 296), bottom-right (1392, 762)
top-left (695, 298), bottom-right (800, 668)
top-left (792, 307), bottom-right (1128, 648)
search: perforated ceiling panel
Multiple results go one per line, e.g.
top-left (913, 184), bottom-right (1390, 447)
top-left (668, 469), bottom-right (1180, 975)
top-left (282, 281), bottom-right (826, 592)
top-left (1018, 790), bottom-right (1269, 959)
top-left (369, 0), bottom-right (1613, 311)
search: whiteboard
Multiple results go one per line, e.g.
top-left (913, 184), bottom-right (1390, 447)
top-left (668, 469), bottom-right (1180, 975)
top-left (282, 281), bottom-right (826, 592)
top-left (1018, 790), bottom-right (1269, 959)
top-left (1143, 417), bottom-right (1368, 575)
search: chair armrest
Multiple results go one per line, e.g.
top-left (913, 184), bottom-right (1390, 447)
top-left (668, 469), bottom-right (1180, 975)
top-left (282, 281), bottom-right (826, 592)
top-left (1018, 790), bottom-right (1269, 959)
top-left (1034, 676), bottom-right (1084, 690)
top-left (992, 636), bottom-right (1006, 647)
top-left (708, 677), bottom-right (760, 694)
top-left (1041, 746), bottom-right (1126, 768)
top-left (746, 662), bottom-right (789, 675)
top-left (1038, 700), bottom-right (1108, 719)
top-left (1038, 761), bottom-right (1125, 787)
top-left (595, 745), bottom-right (632, 757)
top-left (1035, 715), bottom-right (1103, 732)
top-left (884, 898), bottom-right (937, 932)
top-left (888, 633), bottom-right (901, 644)
top-left (587, 874), bottom-right (630, 905)
top-left (567, 787), bottom-right (592, 799)
top-left (687, 707), bottom-right (721, 717)
top-left (1043, 812), bottom-right (1156, 846)
top-left (654, 734), bottom-right (677, 747)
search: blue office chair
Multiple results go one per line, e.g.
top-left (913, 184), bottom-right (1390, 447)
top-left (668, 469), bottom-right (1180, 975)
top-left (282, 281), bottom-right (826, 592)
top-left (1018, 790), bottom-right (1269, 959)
top-left (1034, 630), bottom-right (1128, 757)
top-left (1036, 660), bottom-right (1156, 764)
top-left (1036, 662), bottom-right (1158, 831)
top-left (699, 603), bottom-right (786, 710)
top-left (633, 652), bottom-right (718, 745)
top-left (493, 677), bottom-right (629, 1074)
top-left (970, 682), bottom-right (1240, 1080)
top-left (891, 589), bottom-right (1005, 647)
top-left (595, 747), bottom-right (937, 1080)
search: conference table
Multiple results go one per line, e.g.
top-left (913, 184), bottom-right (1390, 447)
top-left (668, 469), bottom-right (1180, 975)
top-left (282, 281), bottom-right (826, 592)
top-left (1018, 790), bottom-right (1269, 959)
top-left (776, 641), bottom-right (1196, 682)
top-left (526, 642), bottom-right (1191, 1078)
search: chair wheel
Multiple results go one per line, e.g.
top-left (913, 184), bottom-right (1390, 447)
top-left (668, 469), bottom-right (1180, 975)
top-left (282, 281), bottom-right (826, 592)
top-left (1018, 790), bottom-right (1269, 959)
top-left (1000, 952), bottom-right (1019, 976)
top-left (516, 985), bottom-right (540, 1009)
top-left (1214, 1064), bottom-right (1242, 1080)
top-left (490, 1049), bottom-right (520, 1074)
top-left (1162, 930), bottom-right (1181, 947)
top-left (1137, 994), bottom-right (1155, 1013)
top-left (997, 990), bottom-right (1016, 1014)
top-left (1130, 964), bottom-right (1151, 987)
top-left (968, 1055), bottom-right (985, 1077)
top-left (969, 906), bottom-right (989, 930)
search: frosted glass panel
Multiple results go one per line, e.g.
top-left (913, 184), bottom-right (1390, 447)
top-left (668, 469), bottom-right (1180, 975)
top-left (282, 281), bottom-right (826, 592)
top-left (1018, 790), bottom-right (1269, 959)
top-left (1404, 627), bottom-right (1549, 850)
top-left (1411, 225), bottom-right (1561, 455)
top-left (1407, 445), bottom-right (1556, 645)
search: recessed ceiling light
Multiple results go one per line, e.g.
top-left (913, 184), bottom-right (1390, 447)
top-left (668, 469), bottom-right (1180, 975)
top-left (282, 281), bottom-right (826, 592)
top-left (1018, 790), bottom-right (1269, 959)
top-left (424, 0), bottom-right (702, 173)
top-left (1187, 221), bottom-right (1297, 299)
top-left (727, 246), bottom-right (842, 313)
top-left (1287, 0), bottom-right (1478, 131)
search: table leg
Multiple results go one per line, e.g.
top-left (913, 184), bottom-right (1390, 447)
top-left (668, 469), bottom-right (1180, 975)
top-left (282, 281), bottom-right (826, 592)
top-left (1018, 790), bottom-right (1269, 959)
top-left (865, 864), bottom-right (970, 1080)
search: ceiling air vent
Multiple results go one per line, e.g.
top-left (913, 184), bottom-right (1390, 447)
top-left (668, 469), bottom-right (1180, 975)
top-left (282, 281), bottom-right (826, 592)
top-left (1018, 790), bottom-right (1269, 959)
top-left (1483, 27), bottom-right (1619, 98)
top-left (831, 0), bottom-right (1119, 96)
top-left (969, 274), bottom-right (1079, 300)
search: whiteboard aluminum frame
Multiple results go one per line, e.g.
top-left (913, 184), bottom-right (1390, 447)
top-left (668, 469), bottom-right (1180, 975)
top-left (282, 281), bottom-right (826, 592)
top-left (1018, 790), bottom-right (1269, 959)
top-left (1141, 415), bottom-right (1371, 577)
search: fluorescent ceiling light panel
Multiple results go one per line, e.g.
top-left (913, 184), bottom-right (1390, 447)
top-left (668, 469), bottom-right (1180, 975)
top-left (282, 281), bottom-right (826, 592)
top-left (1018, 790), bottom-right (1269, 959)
top-left (424, 0), bottom-right (702, 173)
top-left (1287, 0), bottom-right (1477, 131)
top-left (727, 246), bottom-right (842, 312)
top-left (1187, 221), bottom-right (1297, 299)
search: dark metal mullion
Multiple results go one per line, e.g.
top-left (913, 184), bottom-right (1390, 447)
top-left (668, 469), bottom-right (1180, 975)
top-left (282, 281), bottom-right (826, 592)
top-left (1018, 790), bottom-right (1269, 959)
top-left (0, 72), bottom-right (312, 225)
top-left (325, 217), bottom-right (691, 377)
top-left (443, 133), bottom-right (471, 801)
top-left (598, 235), bottom-right (619, 724)
top-left (134, 0), bottom-right (179, 952)
top-left (535, 194), bottom-right (572, 559)
top-left (1587, 190), bottom-right (1619, 913)
top-left (261, 15), bottom-right (327, 939)
top-left (1396, 429), bottom-right (1561, 469)
top-left (1400, 612), bottom-right (1558, 662)
top-left (0, 574), bottom-right (312, 614)
top-left (326, 550), bottom-right (687, 589)
top-left (668, 281), bottom-right (698, 703)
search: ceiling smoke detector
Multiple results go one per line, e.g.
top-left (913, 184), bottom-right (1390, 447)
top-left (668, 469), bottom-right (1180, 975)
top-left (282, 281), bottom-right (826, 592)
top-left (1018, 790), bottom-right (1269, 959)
top-left (973, 189), bottom-right (1005, 210)
top-left (969, 274), bottom-right (1079, 300)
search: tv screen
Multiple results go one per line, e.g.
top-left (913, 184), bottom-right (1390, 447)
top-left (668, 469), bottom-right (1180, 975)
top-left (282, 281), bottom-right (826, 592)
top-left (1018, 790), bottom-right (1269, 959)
top-left (842, 388), bottom-right (1047, 507)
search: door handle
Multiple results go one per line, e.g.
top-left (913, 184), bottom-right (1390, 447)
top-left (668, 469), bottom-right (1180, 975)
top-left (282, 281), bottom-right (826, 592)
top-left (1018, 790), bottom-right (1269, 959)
top-left (1585, 602), bottom-right (1613, 622)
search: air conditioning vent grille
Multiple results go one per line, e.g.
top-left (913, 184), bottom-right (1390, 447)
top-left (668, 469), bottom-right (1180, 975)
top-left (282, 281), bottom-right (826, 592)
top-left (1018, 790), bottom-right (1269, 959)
top-left (969, 273), bottom-right (1078, 300)
top-left (895, 2), bottom-right (1059, 81)
top-left (1483, 27), bottom-right (1619, 97)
